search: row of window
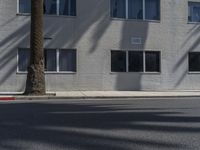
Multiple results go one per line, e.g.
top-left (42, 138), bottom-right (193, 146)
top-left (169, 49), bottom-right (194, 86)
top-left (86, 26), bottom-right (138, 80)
top-left (18, 48), bottom-right (76, 72)
top-left (19, 0), bottom-right (76, 16)
top-left (18, 0), bottom-right (200, 23)
top-left (111, 50), bottom-right (160, 72)
top-left (111, 0), bottom-right (200, 22)
top-left (111, 0), bottom-right (160, 20)
top-left (111, 51), bottom-right (200, 73)
top-left (18, 49), bottom-right (200, 73)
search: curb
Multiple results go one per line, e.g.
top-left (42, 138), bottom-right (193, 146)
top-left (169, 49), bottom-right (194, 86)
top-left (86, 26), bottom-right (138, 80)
top-left (13, 95), bottom-right (200, 100)
top-left (0, 97), bottom-right (16, 101)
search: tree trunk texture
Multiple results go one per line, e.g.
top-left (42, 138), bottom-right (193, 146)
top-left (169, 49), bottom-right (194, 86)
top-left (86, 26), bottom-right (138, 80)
top-left (24, 0), bottom-right (45, 95)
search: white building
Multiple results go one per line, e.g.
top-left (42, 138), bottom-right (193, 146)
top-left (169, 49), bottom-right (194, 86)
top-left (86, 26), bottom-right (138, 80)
top-left (0, 0), bottom-right (200, 92)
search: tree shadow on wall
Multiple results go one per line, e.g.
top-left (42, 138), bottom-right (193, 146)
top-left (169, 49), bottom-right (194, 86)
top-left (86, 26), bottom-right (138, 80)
top-left (0, 0), bottom-right (114, 92)
top-left (173, 24), bottom-right (200, 88)
top-left (115, 21), bottom-right (149, 91)
top-left (0, 0), bottom-right (151, 91)
top-left (0, 17), bottom-right (31, 91)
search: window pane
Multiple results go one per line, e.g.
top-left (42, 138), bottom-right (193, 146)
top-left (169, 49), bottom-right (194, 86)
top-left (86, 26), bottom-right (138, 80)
top-left (145, 51), bottom-right (160, 72)
top-left (60, 0), bottom-right (76, 16)
top-left (128, 0), bottom-right (143, 19)
top-left (44, 49), bottom-right (57, 71)
top-left (111, 51), bottom-right (126, 72)
top-left (111, 0), bottom-right (126, 18)
top-left (59, 49), bottom-right (76, 72)
top-left (19, 0), bottom-right (31, 13)
top-left (145, 0), bottom-right (160, 20)
top-left (188, 2), bottom-right (200, 22)
top-left (44, 0), bottom-right (57, 15)
top-left (18, 49), bottom-right (30, 72)
top-left (189, 52), bottom-right (200, 71)
top-left (129, 51), bottom-right (143, 72)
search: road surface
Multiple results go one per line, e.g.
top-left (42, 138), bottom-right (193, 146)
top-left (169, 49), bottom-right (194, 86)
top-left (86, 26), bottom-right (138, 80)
top-left (0, 98), bottom-right (200, 150)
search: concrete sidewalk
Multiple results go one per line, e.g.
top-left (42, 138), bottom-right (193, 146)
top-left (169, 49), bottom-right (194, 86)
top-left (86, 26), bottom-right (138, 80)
top-left (0, 91), bottom-right (200, 100)
top-left (55, 91), bottom-right (200, 98)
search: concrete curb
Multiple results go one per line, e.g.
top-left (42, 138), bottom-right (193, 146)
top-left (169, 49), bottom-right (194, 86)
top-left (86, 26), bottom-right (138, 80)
top-left (12, 95), bottom-right (200, 100)
top-left (0, 97), bottom-right (16, 101)
top-left (1, 91), bottom-right (200, 101)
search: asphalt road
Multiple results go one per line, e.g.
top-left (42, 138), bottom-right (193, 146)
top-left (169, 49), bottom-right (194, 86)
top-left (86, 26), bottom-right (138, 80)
top-left (0, 98), bottom-right (200, 150)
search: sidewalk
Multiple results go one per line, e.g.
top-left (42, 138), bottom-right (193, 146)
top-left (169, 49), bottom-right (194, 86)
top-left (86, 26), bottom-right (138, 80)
top-left (55, 91), bottom-right (200, 99)
top-left (1, 91), bottom-right (200, 100)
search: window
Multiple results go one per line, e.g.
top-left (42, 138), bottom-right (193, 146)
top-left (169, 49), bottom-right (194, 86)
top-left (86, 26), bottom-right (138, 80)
top-left (111, 51), bottom-right (126, 72)
top-left (44, 49), bottom-right (57, 71)
top-left (111, 50), bottom-right (160, 72)
top-left (189, 52), bottom-right (200, 72)
top-left (111, 0), bottom-right (126, 18)
top-left (59, 0), bottom-right (76, 16)
top-left (18, 48), bottom-right (30, 72)
top-left (188, 2), bottom-right (200, 22)
top-left (129, 51), bottom-right (143, 72)
top-left (128, 0), bottom-right (143, 19)
top-left (111, 0), bottom-right (160, 21)
top-left (59, 49), bottom-right (76, 72)
top-left (18, 48), bottom-right (76, 73)
top-left (145, 51), bottom-right (160, 72)
top-left (145, 0), bottom-right (160, 20)
top-left (44, 0), bottom-right (57, 15)
top-left (19, 0), bottom-right (31, 13)
top-left (18, 0), bottom-right (76, 16)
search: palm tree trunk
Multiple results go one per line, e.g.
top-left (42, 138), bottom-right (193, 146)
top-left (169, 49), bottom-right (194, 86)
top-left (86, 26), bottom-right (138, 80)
top-left (24, 0), bottom-right (45, 95)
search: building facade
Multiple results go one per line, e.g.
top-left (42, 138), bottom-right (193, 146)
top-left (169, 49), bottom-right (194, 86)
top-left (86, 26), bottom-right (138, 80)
top-left (0, 0), bottom-right (200, 92)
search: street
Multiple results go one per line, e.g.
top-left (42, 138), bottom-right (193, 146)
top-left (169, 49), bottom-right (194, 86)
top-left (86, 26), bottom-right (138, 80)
top-left (0, 98), bottom-right (200, 150)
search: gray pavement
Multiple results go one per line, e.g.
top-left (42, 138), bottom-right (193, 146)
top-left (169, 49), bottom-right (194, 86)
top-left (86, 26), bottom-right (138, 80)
top-left (0, 98), bottom-right (200, 150)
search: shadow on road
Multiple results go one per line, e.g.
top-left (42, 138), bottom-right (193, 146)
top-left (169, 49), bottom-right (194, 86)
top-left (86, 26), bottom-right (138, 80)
top-left (0, 100), bottom-right (200, 150)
